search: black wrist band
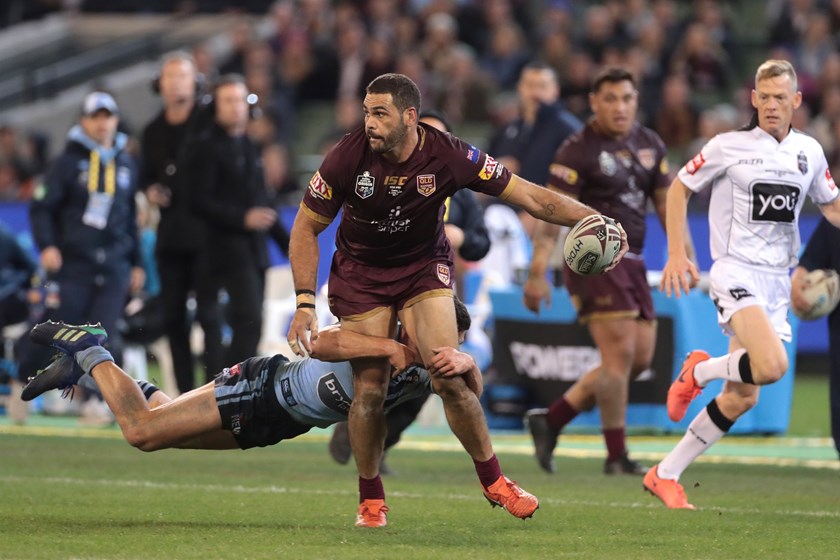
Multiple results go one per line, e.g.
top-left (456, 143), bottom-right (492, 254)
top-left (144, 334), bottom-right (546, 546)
top-left (297, 302), bottom-right (316, 309)
top-left (295, 289), bottom-right (316, 296)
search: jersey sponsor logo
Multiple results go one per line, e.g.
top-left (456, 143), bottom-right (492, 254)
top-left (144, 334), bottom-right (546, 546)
top-left (308, 171), bottom-right (333, 200)
top-left (478, 154), bottom-right (501, 180)
top-left (827, 169), bottom-right (836, 190)
top-left (466, 144), bottom-right (480, 163)
top-left (549, 163), bottom-right (578, 185)
top-left (280, 377), bottom-right (297, 407)
top-left (318, 372), bottom-right (353, 414)
top-left (436, 263), bottom-right (451, 285)
top-left (598, 151), bottom-right (617, 176)
top-left (685, 152), bottom-right (705, 175)
top-left (728, 287), bottom-right (754, 301)
top-left (385, 175), bottom-right (407, 196)
top-left (797, 151), bottom-right (808, 175)
top-left (417, 174), bottom-right (436, 196)
top-left (355, 171), bottom-right (375, 199)
top-left (637, 148), bottom-right (656, 170)
top-left (750, 182), bottom-right (799, 223)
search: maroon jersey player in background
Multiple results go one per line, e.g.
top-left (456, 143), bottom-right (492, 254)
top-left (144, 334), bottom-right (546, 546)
top-left (287, 73), bottom-right (628, 527)
top-left (524, 67), bottom-right (696, 476)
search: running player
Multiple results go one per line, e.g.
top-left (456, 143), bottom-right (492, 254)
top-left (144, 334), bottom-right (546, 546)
top-left (524, 67), bottom-right (694, 475)
top-left (647, 59), bottom-right (840, 509)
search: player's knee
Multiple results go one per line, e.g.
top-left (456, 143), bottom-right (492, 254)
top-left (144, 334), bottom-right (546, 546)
top-left (431, 375), bottom-right (469, 400)
top-left (355, 383), bottom-right (387, 407)
top-left (629, 356), bottom-right (652, 379)
top-left (752, 353), bottom-right (788, 385)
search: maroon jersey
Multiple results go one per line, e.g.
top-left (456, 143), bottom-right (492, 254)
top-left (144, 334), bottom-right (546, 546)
top-left (547, 121), bottom-right (669, 254)
top-left (301, 124), bottom-right (515, 266)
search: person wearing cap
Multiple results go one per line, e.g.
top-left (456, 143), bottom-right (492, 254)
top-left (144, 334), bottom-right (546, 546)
top-left (17, 91), bottom-right (144, 416)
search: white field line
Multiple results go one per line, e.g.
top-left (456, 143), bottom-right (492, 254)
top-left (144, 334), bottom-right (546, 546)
top-left (0, 474), bottom-right (838, 519)
top-left (2, 424), bottom-right (838, 470)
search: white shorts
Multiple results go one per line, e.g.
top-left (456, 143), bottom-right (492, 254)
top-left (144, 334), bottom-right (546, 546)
top-left (708, 259), bottom-right (792, 342)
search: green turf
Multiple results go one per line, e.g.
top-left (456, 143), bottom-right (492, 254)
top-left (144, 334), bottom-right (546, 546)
top-left (1, 432), bottom-right (839, 560)
top-left (788, 373), bottom-right (832, 438)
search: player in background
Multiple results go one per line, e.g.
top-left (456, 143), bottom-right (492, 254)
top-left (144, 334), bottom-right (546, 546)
top-left (647, 59), bottom-right (840, 509)
top-left (790, 218), bottom-right (840, 459)
top-left (524, 67), bottom-right (695, 475)
top-left (287, 73), bottom-right (628, 527)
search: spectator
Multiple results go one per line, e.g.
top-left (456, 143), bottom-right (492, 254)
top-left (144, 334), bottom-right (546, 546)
top-left (141, 52), bottom-right (223, 394)
top-left (190, 75), bottom-right (290, 365)
top-left (17, 91), bottom-right (143, 423)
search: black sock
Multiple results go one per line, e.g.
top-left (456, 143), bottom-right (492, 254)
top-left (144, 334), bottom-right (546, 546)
top-left (706, 399), bottom-right (735, 432)
top-left (738, 352), bottom-right (755, 384)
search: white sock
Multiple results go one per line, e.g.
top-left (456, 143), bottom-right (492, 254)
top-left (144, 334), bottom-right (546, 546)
top-left (657, 407), bottom-right (726, 480)
top-left (693, 348), bottom-right (746, 387)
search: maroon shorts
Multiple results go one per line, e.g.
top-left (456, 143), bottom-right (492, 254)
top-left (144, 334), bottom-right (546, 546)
top-left (563, 255), bottom-right (654, 323)
top-left (327, 250), bottom-right (454, 319)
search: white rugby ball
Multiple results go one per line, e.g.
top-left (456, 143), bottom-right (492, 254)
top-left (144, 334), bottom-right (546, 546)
top-left (794, 269), bottom-right (840, 320)
top-left (563, 214), bottom-right (621, 275)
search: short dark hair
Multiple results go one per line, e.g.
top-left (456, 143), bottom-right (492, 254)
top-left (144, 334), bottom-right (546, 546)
top-left (214, 73), bottom-right (247, 94)
top-left (419, 109), bottom-right (452, 133)
top-left (454, 295), bottom-right (471, 333)
top-left (366, 73), bottom-right (421, 113)
top-left (590, 67), bottom-right (636, 94)
top-left (519, 60), bottom-right (558, 82)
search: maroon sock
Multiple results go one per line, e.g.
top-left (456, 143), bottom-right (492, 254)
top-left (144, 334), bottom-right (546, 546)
top-left (359, 475), bottom-right (385, 502)
top-left (474, 454), bottom-right (503, 488)
top-left (603, 427), bottom-right (626, 462)
top-left (547, 396), bottom-right (580, 432)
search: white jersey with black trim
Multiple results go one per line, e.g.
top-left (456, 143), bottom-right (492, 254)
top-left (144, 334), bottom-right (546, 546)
top-left (273, 358), bottom-right (431, 429)
top-left (678, 126), bottom-right (839, 269)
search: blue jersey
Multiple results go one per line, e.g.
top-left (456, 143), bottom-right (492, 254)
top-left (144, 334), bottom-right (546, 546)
top-left (274, 358), bottom-right (432, 429)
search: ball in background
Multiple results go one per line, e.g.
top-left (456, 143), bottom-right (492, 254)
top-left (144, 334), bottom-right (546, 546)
top-left (563, 214), bottom-right (621, 275)
top-left (794, 269), bottom-right (840, 320)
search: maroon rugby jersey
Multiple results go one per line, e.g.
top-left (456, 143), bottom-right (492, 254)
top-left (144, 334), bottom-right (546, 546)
top-left (301, 123), bottom-right (515, 266)
top-left (546, 121), bottom-right (669, 254)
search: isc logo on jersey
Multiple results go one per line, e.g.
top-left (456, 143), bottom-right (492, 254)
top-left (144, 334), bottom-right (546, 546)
top-left (308, 171), bottom-right (332, 200)
top-left (750, 182), bottom-right (800, 223)
top-left (479, 154), bottom-right (503, 180)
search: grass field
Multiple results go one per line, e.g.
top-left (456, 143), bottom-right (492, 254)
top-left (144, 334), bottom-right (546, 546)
top-left (1, 373), bottom-right (838, 560)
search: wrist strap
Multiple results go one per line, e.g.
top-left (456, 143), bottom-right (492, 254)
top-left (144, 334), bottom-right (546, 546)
top-left (295, 289), bottom-right (316, 296)
top-left (297, 302), bottom-right (316, 309)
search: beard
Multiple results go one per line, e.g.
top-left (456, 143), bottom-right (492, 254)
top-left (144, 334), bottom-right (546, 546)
top-left (369, 122), bottom-right (408, 154)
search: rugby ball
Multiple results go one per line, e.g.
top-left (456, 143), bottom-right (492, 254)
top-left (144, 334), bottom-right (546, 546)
top-left (563, 214), bottom-right (622, 275)
top-left (794, 269), bottom-right (840, 320)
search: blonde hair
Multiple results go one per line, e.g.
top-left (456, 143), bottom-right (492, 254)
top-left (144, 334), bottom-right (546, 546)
top-left (755, 59), bottom-right (798, 91)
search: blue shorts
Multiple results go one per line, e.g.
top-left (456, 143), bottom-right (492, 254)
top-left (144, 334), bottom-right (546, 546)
top-left (214, 355), bottom-right (312, 449)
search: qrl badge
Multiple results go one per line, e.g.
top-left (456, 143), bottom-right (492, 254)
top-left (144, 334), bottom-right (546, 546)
top-left (417, 174), bottom-right (436, 197)
top-left (436, 263), bottom-right (451, 286)
top-left (355, 171), bottom-right (375, 199)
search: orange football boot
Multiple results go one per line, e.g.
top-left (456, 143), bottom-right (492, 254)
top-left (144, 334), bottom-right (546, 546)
top-left (643, 465), bottom-right (696, 510)
top-left (355, 499), bottom-right (389, 527)
top-left (482, 476), bottom-right (539, 519)
top-left (667, 350), bottom-right (710, 422)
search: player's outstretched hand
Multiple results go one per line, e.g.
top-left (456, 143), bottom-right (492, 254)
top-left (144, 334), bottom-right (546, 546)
top-left (602, 220), bottom-right (628, 272)
top-left (660, 254), bottom-right (700, 298)
top-left (287, 308), bottom-right (319, 356)
top-left (523, 274), bottom-right (551, 314)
